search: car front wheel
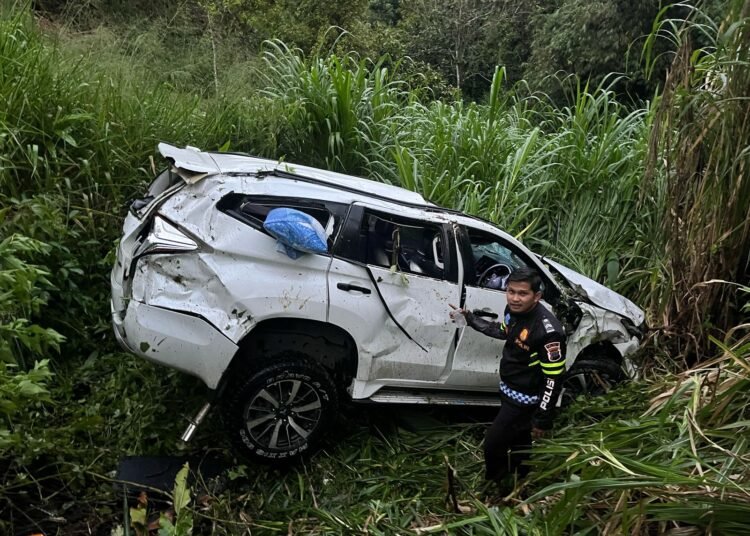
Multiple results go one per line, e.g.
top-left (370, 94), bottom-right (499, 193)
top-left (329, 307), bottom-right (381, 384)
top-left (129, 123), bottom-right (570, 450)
top-left (224, 356), bottom-right (337, 463)
top-left (559, 358), bottom-right (625, 407)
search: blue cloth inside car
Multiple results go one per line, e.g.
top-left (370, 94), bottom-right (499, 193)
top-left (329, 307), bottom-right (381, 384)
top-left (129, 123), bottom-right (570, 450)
top-left (263, 208), bottom-right (329, 259)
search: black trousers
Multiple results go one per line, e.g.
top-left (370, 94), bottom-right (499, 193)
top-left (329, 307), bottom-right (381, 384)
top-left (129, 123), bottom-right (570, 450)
top-left (484, 402), bottom-right (535, 482)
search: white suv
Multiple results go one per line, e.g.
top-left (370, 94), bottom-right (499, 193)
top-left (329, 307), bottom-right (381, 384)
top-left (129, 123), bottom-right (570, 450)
top-left (111, 143), bottom-right (645, 462)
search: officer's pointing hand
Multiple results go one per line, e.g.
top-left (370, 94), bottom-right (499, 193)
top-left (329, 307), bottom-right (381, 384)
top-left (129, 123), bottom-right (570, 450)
top-left (448, 304), bottom-right (469, 322)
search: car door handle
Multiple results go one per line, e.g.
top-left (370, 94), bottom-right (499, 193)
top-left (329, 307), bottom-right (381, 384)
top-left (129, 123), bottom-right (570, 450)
top-left (472, 309), bottom-right (498, 319)
top-left (337, 282), bottom-right (372, 294)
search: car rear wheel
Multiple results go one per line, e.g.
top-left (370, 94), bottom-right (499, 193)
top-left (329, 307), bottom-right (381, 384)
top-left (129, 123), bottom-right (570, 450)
top-left (559, 358), bottom-right (625, 407)
top-left (223, 356), bottom-right (337, 463)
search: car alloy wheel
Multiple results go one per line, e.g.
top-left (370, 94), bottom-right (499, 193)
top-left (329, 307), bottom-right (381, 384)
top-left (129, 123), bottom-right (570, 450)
top-left (243, 377), bottom-right (324, 452)
top-left (224, 356), bottom-right (337, 463)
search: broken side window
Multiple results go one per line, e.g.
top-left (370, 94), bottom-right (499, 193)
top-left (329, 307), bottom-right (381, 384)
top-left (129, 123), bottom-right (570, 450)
top-left (462, 226), bottom-right (558, 301)
top-left (339, 210), bottom-right (449, 281)
top-left (218, 194), bottom-right (347, 249)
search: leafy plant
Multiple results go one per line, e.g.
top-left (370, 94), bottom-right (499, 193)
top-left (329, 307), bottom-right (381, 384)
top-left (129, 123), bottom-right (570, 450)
top-left (0, 234), bottom-right (64, 366)
top-left (129, 463), bottom-right (193, 536)
top-left (0, 360), bottom-right (52, 451)
top-left (1, 2), bottom-right (749, 533)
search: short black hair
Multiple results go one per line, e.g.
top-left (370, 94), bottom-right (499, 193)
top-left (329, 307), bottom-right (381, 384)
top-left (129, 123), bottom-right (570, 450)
top-left (508, 267), bottom-right (543, 293)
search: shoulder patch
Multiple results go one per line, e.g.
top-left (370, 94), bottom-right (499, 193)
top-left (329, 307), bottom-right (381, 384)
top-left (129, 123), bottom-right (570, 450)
top-left (542, 318), bottom-right (555, 334)
top-left (505, 313), bottom-right (511, 325)
top-left (545, 341), bottom-right (562, 362)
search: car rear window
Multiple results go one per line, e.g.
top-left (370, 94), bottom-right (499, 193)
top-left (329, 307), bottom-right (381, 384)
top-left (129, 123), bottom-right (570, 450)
top-left (217, 194), bottom-right (346, 245)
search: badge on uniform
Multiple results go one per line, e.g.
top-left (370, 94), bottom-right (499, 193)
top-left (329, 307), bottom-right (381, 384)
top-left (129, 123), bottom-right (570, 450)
top-left (545, 341), bottom-right (562, 362)
top-left (519, 328), bottom-right (529, 342)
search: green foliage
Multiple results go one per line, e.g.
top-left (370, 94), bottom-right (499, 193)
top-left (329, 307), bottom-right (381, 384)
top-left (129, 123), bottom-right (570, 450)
top-left (253, 44), bottom-right (659, 300)
top-left (35, 0), bottom-right (683, 103)
top-left (129, 463), bottom-right (193, 536)
top-left (0, 234), bottom-right (64, 365)
top-left (205, 0), bottom-right (369, 53)
top-left (526, 309), bottom-right (750, 533)
top-left (524, 0), bottom-right (663, 103)
top-left (399, 0), bottom-right (507, 98)
top-left (259, 40), bottom-right (409, 174)
top-left (1, 1), bottom-right (749, 533)
top-left (167, 463), bottom-right (194, 536)
top-left (182, 306), bottom-right (750, 534)
top-left (0, 360), bottom-right (52, 451)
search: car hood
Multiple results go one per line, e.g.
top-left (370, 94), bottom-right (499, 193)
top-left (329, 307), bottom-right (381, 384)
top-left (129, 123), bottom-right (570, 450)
top-left (544, 258), bottom-right (645, 326)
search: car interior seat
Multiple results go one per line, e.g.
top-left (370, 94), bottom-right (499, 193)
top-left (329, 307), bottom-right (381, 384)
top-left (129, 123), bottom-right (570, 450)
top-left (369, 218), bottom-right (392, 268)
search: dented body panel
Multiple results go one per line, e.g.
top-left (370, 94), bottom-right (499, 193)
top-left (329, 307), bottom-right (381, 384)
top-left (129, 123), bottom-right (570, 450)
top-left (566, 302), bottom-right (640, 374)
top-left (118, 300), bottom-right (237, 389)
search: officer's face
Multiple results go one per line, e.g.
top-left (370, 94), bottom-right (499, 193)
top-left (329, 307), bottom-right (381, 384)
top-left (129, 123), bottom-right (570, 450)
top-left (506, 281), bottom-right (542, 314)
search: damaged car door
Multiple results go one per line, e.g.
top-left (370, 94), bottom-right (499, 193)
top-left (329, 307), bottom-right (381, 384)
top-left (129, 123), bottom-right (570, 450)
top-left (446, 224), bottom-right (559, 389)
top-left (329, 204), bottom-right (461, 393)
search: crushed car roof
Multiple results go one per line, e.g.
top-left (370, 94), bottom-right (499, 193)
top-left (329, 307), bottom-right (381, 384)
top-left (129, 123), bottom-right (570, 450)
top-left (158, 143), bottom-right (430, 206)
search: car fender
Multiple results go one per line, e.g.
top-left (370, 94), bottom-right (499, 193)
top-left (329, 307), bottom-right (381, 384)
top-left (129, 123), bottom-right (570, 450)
top-left (567, 302), bottom-right (639, 375)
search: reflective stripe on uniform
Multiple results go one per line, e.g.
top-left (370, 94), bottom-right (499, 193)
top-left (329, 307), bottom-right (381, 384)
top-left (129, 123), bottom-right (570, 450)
top-left (499, 381), bottom-right (539, 406)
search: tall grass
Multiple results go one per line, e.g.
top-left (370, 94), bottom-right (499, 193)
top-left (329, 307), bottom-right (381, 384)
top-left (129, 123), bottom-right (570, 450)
top-left (0, 10), bottom-right (274, 210)
top-left (259, 40), bottom-right (408, 174)
top-left (525, 304), bottom-right (750, 533)
top-left (645, 0), bottom-right (750, 359)
top-left (257, 46), bottom-right (659, 301)
top-left (0, 11), bottom-right (661, 307)
top-left (0, 9), bottom-right (279, 361)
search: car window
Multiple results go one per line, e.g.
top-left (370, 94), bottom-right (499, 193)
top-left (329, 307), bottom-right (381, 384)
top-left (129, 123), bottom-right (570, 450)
top-left (218, 194), bottom-right (347, 248)
top-left (337, 209), bottom-right (451, 281)
top-left (464, 227), bottom-right (536, 291)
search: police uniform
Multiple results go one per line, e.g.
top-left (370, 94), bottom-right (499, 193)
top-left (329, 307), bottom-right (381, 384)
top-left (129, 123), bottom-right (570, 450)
top-left (466, 302), bottom-right (566, 482)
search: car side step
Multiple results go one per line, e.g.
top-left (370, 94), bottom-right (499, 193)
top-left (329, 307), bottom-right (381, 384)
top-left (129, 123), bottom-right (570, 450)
top-left (367, 389), bottom-right (502, 406)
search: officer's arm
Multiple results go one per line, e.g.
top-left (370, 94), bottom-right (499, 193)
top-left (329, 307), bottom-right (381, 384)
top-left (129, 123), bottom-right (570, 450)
top-left (465, 310), bottom-right (508, 340)
top-left (532, 333), bottom-right (566, 430)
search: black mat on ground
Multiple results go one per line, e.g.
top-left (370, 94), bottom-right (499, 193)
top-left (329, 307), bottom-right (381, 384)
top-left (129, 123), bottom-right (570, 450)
top-left (116, 454), bottom-right (226, 499)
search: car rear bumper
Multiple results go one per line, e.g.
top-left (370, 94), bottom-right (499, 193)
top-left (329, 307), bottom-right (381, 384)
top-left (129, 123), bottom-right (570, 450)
top-left (111, 299), bottom-right (238, 389)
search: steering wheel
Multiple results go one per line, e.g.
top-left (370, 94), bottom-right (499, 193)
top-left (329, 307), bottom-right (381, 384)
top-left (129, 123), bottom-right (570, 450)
top-left (478, 263), bottom-right (512, 290)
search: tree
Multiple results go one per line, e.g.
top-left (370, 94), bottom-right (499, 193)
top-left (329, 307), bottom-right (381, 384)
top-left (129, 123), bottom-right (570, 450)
top-left (209, 0), bottom-right (369, 53)
top-left (400, 0), bottom-right (511, 98)
top-left (523, 0), bottom-right (665, 103)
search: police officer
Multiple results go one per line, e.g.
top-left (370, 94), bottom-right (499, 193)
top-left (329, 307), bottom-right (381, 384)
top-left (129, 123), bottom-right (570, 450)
top-left (453, 267), bottom-right (566, 489)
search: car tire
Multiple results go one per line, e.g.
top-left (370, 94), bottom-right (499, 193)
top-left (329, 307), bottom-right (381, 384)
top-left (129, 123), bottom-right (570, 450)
top-left (223, 356), bottom-right (338, 463)
top-left (559, 358), bottom-right (626, 407)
